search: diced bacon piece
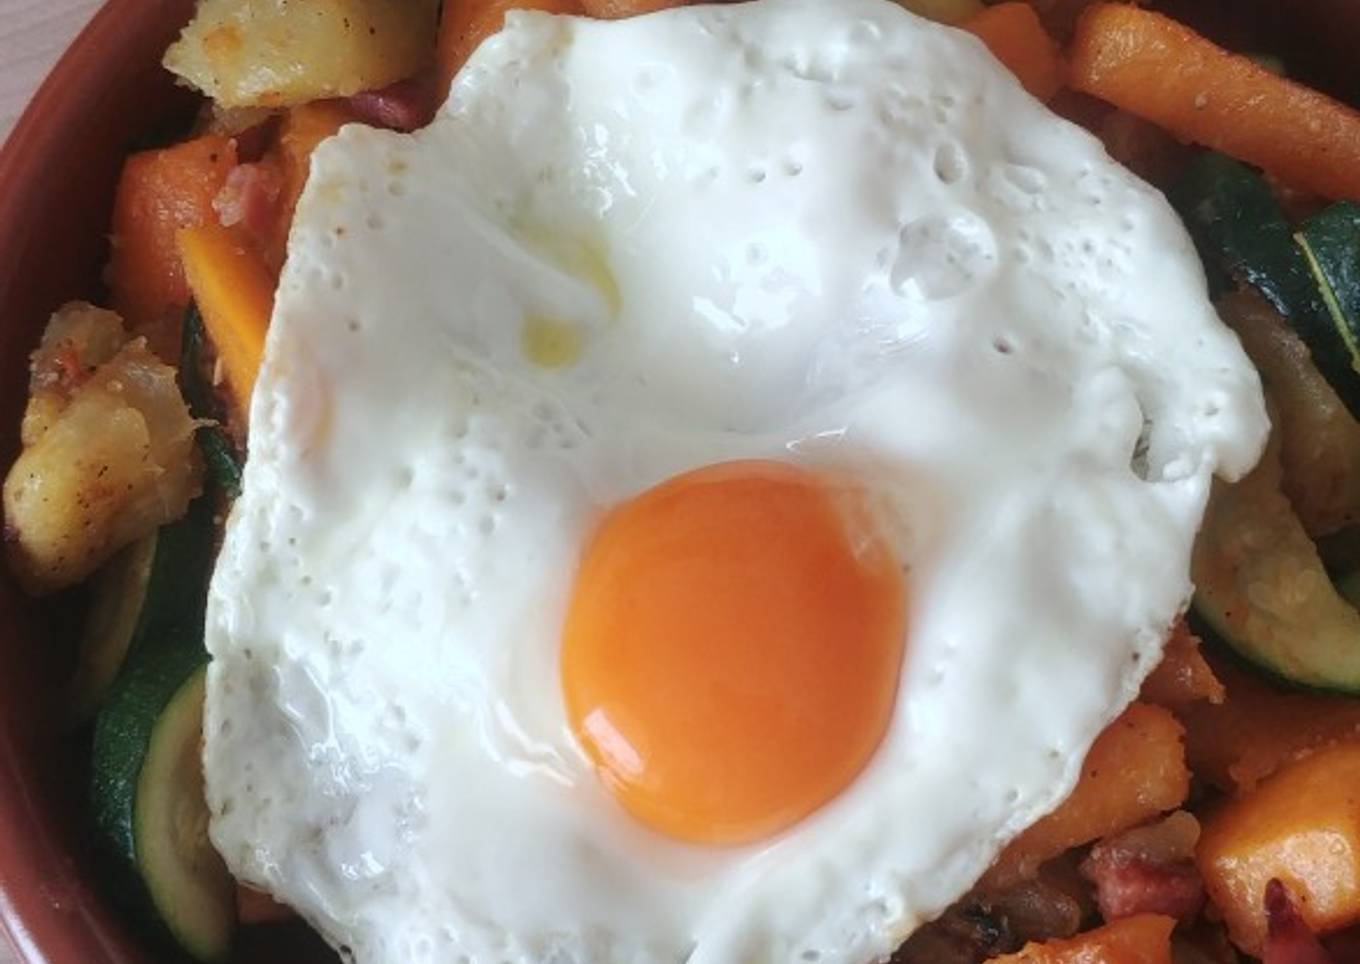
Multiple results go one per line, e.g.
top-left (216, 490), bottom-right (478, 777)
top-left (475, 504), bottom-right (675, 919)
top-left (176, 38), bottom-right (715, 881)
top-left (1264, 879), bottom-right (1337, 964)
top-left (348, 76), bottom-right (437, 132)
top-left (213, 162), bottom-right (283, 241)
top-left (1083, 813), bottom-right (1204, 923)
top-left (1084, 851), bottom-right (1203, 923)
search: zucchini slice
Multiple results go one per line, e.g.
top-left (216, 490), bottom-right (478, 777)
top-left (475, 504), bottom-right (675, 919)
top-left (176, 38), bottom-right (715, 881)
top-left (1218, 291), bottom-right (1360, 538)
top-left (181, 304), bottom-right (243, 499)
top-left (65, 534), bottom-right (157, 725)
top-left (1170, 153), bottom-right (1320, 314)
top-left (134, 667), bottom-right (235, 962)
top-left (1296, 201), bottom-right (1360, 381)
top-left (1193, 426), bottom-right (1360, 693)
top-left (1170, 154), bottom-right (1360, 418)
top-left (91, 496), bottom-right (234, 961)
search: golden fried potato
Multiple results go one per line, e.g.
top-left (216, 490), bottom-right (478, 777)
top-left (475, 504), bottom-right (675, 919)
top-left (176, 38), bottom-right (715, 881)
top-left (164, 0), bottom-right (439, 109)
top-left (21, 301), bottom-right (126, 446)
top-left (5, 333), bottom-right (201, 596)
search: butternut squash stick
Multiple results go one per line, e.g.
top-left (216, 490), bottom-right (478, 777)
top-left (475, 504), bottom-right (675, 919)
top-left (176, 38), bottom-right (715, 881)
top-left (178, 224), bottom-right (274, 417)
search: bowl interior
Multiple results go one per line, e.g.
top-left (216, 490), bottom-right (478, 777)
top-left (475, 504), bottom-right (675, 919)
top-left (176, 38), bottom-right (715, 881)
top-left (1, 0), bottom-right (1360, 962)
top-left (0, 1), bottom-right (331, 960)
top-left (0, 2), bottom-right (186, 957)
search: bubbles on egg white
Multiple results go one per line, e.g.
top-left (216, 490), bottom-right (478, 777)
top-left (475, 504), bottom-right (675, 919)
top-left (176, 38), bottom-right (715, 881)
top-left (932, 142), bottom-right (969, 186)
top-left (891, 212), bottom-right (997, 301)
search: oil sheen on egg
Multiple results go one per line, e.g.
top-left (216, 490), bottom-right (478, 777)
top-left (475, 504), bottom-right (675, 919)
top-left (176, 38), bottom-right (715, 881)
top-left (202, 1), bottom-right (1267, 962)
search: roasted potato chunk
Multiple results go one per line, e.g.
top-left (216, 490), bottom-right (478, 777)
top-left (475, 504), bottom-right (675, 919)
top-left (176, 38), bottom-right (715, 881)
top-left (164, 0), bottom-right (439, 109)
top-left (5, 305), bottom-right (201, 595)
top-left (20, 301), bottom-right (126, 447)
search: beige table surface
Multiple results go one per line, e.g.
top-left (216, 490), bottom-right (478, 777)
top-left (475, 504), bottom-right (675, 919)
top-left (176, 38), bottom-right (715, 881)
top-left (0, 0), bottom-right (101, 145)
top-left (2, 4), bottom-right (104, 961)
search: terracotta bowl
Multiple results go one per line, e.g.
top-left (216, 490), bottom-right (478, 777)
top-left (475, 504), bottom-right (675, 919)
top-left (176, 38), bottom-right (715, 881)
top-left (0, 7), bottom-right (191, 962)
top-left (0, 1), bottom-right (333, 961)
top-left (1, 1), bottom-right (1359, 962)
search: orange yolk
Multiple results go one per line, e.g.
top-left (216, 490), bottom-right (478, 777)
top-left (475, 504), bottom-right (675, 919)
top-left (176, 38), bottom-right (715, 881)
top-left (560, 460), bottom-right (907, 845)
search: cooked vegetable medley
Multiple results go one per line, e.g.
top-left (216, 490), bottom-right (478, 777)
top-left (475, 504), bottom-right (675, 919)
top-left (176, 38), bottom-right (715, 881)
top-left (8, 0), bottom-right (1360, 961)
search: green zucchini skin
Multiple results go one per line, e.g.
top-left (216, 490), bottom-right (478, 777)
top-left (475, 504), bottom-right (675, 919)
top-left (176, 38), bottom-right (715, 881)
top-left (133, 668), bottom-right (236, 963)
top-left (90, 495), bottom-right (233, 960)
top-left (181, 304), bottom-right (244, 499)
top-left (1169, 154), bottom-right (1314, 310)
top-left (1192, 428), bottom-right (1360, 694)
top-left (65, 534), bottom-right (158, 726)
top-left (1170, 153), bottom-right (1360, 419)
top-left (68, 305), bottom-right (243, 726)
top-left (1297, 201), bottom-right (1360, 375)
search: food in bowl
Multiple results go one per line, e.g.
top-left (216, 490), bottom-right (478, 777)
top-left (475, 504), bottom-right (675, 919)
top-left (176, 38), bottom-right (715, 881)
top-left (4, 0), bottom-right (1360, 962)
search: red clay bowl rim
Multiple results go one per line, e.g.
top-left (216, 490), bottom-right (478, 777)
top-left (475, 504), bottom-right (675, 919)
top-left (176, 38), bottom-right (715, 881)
top-left (0, 6), bottom-right (119, 953)
top-left (0, 2), bottom-right (190, 961)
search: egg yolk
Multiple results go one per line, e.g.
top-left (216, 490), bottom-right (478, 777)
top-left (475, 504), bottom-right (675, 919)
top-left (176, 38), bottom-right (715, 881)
top-left (561, 460), bottom-right (907, 845)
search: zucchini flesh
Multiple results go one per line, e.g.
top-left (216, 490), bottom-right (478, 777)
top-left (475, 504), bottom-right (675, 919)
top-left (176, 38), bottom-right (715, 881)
top-left (134, 667), bottom-right (235, 963)
top-left (1193, 427), bottom-right (1360, 693)
top-left (1218, 292), bottom-right (1360, 539)
top-left (181, 304), bottom-right (243, 499)
top-left (1170, 153), bottom-right (1360, 419)
top-left (91, 496), bottom-right (235, 960)
top-left (65, 534), bottom-right (157, 726)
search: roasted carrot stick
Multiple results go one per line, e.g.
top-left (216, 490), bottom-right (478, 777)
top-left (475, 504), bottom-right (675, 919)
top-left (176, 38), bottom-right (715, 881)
top-left (1070, 3), bottom-right (1360, 200)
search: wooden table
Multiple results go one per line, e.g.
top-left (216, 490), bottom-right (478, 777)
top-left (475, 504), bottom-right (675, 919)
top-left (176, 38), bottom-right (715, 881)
top-left (0, 0), bottom-right (101, 144)
top-left (1, 3), bottom-right (103, 957)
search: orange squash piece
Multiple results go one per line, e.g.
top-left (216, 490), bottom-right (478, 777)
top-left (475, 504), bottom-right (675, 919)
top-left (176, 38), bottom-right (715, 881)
top-left (1178, 651), bottom-right (1360, 794)
top-left (988, 914), bottom-right (1175, 964)
top-left (1197, 742), bottom-right (1360, 955)
top-left (1138, 622), bottom-right (1224, 709)
top-left (258, 100), bottom-right (358, 272)
top-left (437, 0), bottom-right (585, 97)
top-left (984, 703), bottom-right (1189, 887)
top-left (107, 135), bottom-right (237, 358)
top-left (178, 224), bottom-right (274, 415)
top-left (961, 3), bottom-right (1064, 102)
top-left (1069, 4), bottom-right (1360, 200)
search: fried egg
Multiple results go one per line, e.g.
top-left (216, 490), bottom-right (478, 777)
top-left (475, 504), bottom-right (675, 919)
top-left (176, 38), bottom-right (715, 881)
top-left (202, 1), bottom-right (1268, 962)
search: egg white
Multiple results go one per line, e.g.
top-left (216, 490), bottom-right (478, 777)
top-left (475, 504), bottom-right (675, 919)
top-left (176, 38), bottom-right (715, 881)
top-left (202, 1), bottom-right (1268, 962)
